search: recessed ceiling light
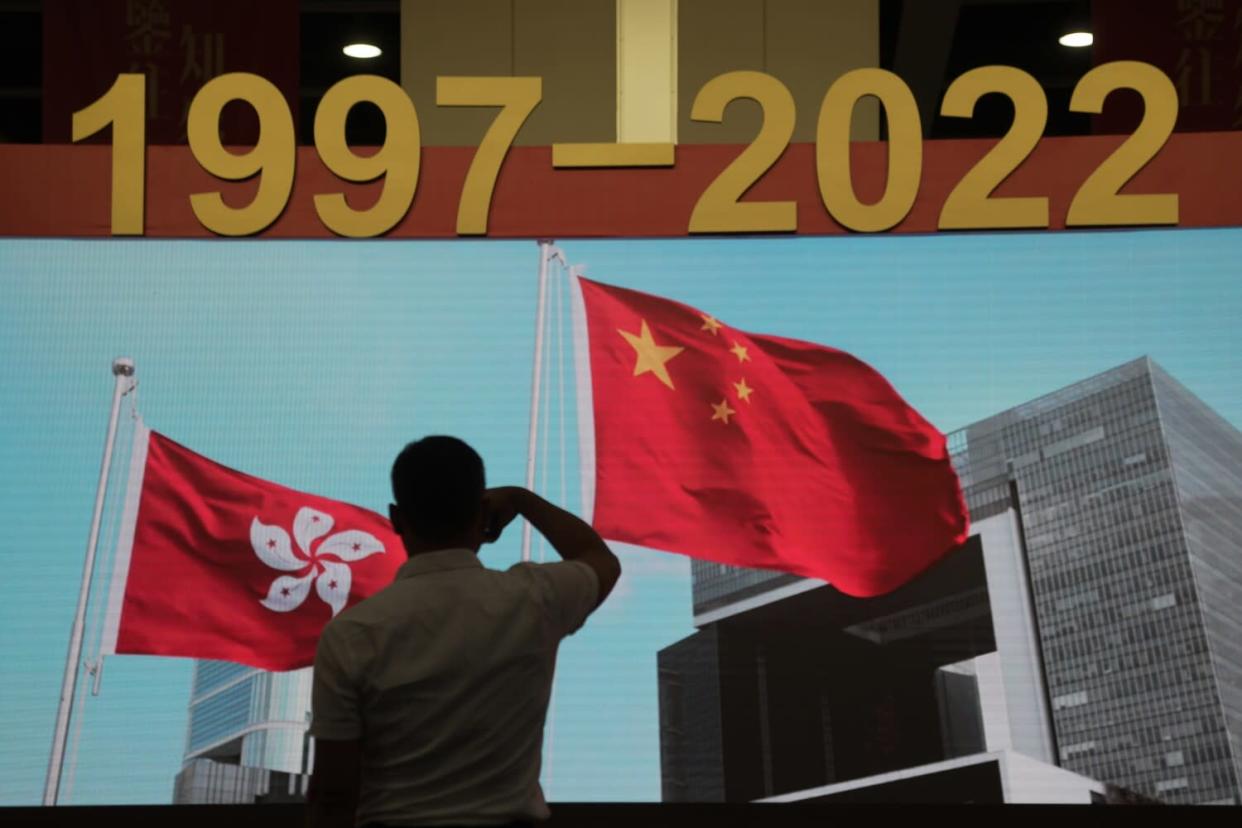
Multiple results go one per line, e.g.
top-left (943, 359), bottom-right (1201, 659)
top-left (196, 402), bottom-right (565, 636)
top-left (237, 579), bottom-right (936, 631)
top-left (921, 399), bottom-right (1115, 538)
top-left (1058, 32), bottom-right (1093, 48)
top-left (343, 43), bottom-right (382, 59)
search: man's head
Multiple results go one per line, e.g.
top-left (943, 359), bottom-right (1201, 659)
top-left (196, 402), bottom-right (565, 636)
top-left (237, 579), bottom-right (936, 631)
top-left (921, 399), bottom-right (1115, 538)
top-left (390, 436), bottom-right (486, 554)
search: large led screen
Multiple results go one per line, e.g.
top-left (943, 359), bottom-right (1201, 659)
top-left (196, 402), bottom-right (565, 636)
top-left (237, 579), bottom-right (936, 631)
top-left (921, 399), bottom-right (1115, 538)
top-left (3, 228), bottom-right (1241, 806)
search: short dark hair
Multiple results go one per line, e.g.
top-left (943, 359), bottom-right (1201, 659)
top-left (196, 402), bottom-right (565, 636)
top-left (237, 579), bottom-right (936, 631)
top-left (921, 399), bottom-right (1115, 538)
top-left (391, 436), bottom-right (486, 543)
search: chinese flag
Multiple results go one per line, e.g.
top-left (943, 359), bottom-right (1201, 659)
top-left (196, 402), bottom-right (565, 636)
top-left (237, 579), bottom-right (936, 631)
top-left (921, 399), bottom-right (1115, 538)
top-left (576, 277), bottom-right (969, 597)
top-left (100, 424), bottom-right (404, 671)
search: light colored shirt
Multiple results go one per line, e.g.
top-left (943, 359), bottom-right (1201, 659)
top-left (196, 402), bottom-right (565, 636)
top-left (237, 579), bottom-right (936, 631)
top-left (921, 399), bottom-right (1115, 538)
top-left (309, 547), bottom-right (599, 827)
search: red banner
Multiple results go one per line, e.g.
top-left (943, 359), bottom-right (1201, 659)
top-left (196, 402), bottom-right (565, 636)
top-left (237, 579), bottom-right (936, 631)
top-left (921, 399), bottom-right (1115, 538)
top-left (1094, 0), bottom-right (1242, 132)
top-left (43, 0), bottom-right (298, 144)
top-left (2, 132), bottom-right (1240, 238)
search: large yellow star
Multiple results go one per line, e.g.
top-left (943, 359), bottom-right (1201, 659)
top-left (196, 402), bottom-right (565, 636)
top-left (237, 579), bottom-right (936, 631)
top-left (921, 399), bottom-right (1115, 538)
top-left (618, 320), bottom-right (684, 389)
top-left (701, 314), bottom-right (722, 335)
top-left (711, 398), bottom-right (736, 424)
top-left (733, 378), bottom-right (754, 403)
top-left (729, 341), bottom-right (751, 363)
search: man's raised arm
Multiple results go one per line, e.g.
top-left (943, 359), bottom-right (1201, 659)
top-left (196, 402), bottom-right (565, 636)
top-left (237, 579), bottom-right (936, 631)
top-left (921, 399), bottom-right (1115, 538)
top-left (484, 486), bottom-right (621, 609)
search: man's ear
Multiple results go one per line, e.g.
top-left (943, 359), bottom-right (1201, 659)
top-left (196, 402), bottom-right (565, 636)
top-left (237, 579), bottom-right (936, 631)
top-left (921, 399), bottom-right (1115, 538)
top-left (388, 503), bottom-right (403, 533)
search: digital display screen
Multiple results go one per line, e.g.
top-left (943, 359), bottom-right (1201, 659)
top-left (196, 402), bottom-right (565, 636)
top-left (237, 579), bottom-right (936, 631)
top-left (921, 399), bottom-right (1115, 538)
top-left (3, 228), bottom-right (1240, 805)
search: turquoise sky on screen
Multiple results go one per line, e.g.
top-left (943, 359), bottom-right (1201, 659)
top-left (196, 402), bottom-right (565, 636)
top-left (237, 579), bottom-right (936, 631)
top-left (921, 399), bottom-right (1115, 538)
top-left (1, 228), bottom-right (1240, 805)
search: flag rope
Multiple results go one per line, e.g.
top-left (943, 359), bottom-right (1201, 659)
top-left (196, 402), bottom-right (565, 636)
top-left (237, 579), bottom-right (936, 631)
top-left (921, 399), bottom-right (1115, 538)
top-left (542, 253), bottom-right (576, 788)
top-left (59, 646), bottom-right (91, 801)
top-left (569, 266), bottom-right (596, 527)
top-left (536, 268), bottom-right (553, 564)
top-left (556, 263), bottom-right (568, 515)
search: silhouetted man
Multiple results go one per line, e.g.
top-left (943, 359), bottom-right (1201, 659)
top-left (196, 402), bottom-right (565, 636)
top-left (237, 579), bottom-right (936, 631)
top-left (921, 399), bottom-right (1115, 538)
top-left (307, 436), bottom-right (620, 828)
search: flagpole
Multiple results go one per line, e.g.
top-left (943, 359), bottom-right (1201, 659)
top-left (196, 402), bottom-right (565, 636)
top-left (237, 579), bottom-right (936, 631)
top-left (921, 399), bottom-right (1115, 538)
top-left (43, 357), bottom-right (136, 806)
top-left (523, 241), bottom-right (564, 562)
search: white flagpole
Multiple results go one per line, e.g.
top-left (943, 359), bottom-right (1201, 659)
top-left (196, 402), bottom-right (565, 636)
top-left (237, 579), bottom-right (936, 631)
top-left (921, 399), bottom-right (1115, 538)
top-left (43, 357), bottom-right (136, 806)
top-left (523, 241), bottom-right (565, 562)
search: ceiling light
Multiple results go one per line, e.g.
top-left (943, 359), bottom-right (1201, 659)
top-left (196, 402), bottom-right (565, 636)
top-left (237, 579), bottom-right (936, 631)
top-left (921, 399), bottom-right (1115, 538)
top-left (343, 43), bottom-right (382, 59)
top-left (1058, 32), bottom-right (1093, 48)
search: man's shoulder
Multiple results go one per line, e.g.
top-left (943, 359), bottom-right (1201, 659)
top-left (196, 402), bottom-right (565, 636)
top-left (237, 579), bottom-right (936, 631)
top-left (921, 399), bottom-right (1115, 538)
top-left (503, 560), bottom-right (600, 637)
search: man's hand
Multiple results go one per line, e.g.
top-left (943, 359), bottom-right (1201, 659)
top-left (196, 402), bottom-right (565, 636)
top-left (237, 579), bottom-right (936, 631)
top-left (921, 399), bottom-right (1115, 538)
top-left (482, 486), bottom-right (524, 543)
top-left (480, 486), bottom-right (620, 609)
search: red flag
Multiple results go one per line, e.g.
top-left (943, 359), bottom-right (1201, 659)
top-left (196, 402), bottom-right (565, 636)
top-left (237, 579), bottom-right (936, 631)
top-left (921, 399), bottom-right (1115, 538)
top-left (574, 277), bottom-right (969, 597)
top-left (101, 423), bottom-right (404, 671)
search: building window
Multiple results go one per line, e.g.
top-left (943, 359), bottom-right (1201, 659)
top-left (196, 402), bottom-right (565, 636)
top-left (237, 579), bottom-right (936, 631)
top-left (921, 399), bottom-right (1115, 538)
top-left (1061, 740), bottom-right (1097, 760)
top-left (1053, 690), bottom-right (1088, 710)
top-left (1150, 592), bottom-right (1177, 611)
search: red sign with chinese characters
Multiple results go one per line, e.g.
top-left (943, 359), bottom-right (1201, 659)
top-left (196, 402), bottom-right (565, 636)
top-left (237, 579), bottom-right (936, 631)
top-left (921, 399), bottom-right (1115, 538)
top-left (1094, 0), bottom-right (1242, 132)
top-left (43, 0), bottom-right (298, 144)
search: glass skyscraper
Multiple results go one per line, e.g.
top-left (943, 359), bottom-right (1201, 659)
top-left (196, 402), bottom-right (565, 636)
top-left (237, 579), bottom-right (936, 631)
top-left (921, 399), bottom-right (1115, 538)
top-left (952, 358), bottom-right (1241, 804)
top-left (665, 358), bottom-right (1242, 804)
top-left (172, 660), bottom-right (312, 803)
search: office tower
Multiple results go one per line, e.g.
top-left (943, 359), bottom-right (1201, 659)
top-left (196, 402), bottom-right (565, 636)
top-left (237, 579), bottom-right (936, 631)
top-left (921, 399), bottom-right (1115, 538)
top-left (171, 661), bottom-right (312, 804)
top-left (659, 358), bottom-right (1242, 805)
top-left (958, 358), bottom-right (1241, 803)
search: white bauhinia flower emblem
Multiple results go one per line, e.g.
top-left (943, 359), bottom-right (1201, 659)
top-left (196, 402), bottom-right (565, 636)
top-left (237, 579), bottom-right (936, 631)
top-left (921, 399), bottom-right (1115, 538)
top-left (251, 506), bottom-right (386, 617)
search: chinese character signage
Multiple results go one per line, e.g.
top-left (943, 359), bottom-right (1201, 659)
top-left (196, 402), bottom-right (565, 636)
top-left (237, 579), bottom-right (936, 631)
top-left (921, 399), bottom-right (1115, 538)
top-left (43, 0), bottom-right (298, 144)
top-left (1094, 0), bottom-right (1242, 131)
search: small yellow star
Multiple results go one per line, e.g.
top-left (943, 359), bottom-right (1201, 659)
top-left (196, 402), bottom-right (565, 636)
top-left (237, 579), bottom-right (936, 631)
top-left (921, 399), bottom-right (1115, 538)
top-left (711, 398), bottom-right (736, 424)
top-left (729, 341), bottom-right (750, 363)
top-left (618, 320), bottom-right (684, 389)
top-left (733, 378), bottom-right (753, 403)
top-left (701, 314), bottom-right (722, 335)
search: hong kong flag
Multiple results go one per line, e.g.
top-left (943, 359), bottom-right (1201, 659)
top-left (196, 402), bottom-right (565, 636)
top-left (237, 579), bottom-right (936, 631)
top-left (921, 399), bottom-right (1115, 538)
top-left (100, 423), bottom-right (404, 671)
top-left (573, 277), bottom-right (969, 597)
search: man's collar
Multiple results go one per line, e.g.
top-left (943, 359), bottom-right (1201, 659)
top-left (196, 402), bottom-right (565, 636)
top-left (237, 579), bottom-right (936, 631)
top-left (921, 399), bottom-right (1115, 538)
top-left (395, 547), bottom-right (482, 580)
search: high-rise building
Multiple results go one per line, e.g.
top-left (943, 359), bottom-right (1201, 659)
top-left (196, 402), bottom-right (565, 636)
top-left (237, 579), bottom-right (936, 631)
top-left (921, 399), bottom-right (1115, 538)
top-left (956, 357), bottom-right (1242, 804)
top-left (171, 661), bottom-right (312, 804)
top-left (658, 358), bottom-right (1242, 805)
